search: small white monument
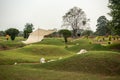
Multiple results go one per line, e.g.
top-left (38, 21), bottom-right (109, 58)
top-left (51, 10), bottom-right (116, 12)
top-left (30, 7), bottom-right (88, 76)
top-left (14, 62), bottom-right (17, 65)
top-left (40, 58), bottom-right (46, 63)
top-left (77, 49), bottom-right (87, 54)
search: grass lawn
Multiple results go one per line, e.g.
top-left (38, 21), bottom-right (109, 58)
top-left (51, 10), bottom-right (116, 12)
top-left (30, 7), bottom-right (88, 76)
top-left (33, 51), bottom-right (120, 75)
top-left (0, 37), bottom-right (25, 50)
top-left (0, 65), bottom-right (120, 80)
top-left (0, 37), bottom-right (120, 80)
top-left (0, 44), bottom-right (73, 65)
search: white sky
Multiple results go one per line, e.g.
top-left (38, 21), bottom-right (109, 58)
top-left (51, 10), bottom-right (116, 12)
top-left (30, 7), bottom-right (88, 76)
top-left (0, 0), bottom-right (110, 31)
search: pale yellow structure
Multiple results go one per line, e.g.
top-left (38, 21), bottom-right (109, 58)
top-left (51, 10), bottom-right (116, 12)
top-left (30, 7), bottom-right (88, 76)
top-left (22, 28), bottom-right (55, 44)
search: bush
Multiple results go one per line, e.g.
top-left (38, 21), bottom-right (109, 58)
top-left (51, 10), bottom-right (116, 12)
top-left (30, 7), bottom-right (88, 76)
top-left (108, 35), bottom-right (112, 41)
top-left (5, 28), bottom-right (19, 41)
top-left (59, 29), bottom-right (71, 43)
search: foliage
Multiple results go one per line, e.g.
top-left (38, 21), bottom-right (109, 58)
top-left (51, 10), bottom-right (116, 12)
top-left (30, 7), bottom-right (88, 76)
top-left (81, 30), bottom-right (93, 36)
top-left (23, 23), bottom-right (34, 38)
top-left (45, 32), bottom-right (59, 37)
top-left (108, 0), bottom-right (120, 35)
top-left (0, 31), bottom-right (5, 36)
top-left (62, 7), bottom-right (88, 37)
top-left (108, 35), bottom-right (112, 41)
top-left (5, 28), bottom-right (19, 40)
top-left (59, 29), bottom-right (71, 43)
top-left (18, 31), bottom-right (24, 37)
top-left (95, 16), bottom-right (110, 36)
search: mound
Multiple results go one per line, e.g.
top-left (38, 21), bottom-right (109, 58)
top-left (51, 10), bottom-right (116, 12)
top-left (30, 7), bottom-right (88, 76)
top-left (33, 51), bottom-right (120, 75)
top-left (66, 39), bottom-right (109, 52)
top-left (34, 38), bottom-right (64, 46)
top-left (0, 44), bottom-right (72, 65)
top-left (18, 45), bottom-right (72, 56)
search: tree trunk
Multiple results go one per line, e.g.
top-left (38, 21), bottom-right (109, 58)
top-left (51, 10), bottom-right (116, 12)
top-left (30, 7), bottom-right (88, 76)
top-left (64, 37), bottom-right (68, 43)
top-left (72, 29), bottom-right (77, 38)
top-left (72, 19), bottom-right (78, 38)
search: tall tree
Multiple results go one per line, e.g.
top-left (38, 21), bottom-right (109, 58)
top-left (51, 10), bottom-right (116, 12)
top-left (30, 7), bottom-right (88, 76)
top-left (24, 23), bottom-right (34, 38)
top-left (108, 0), bottom-right (120, 35)
top-left (5, 28), bottom-right (19, 40)
top-left (95, 16), bottom-right (110, 36)
top-left (62, 7), bottom-right (88, 37)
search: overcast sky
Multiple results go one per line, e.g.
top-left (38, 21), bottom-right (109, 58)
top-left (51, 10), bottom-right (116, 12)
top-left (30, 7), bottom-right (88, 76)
top-left (0, 0), bottom-right (110, 31)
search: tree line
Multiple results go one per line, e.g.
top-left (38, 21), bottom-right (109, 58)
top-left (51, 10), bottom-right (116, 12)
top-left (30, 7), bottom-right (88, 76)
top-left (0, 23), bottom-right (34, 41)
top-left (95, 0), bottom-right (120, 36)
top-left (0, 0), bottom-right (119, 41)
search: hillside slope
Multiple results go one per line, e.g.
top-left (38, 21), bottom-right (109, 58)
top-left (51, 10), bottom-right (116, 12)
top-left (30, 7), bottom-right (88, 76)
top-left (31, 51), bottom-right (120, 75)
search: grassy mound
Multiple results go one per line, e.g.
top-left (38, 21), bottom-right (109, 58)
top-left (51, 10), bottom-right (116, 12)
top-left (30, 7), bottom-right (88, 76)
top-left (67, 39), bottom-right (109, 52)
top-left (32, 51), bottom-right (120, 75)
top-left (18, 44), bottom-right (73, 56)
top-left (0, 45), bottom-right (72, 65)
top-left (0, 37), bottom-right (120, 80)
top-left (35, 38), bottom-right (64, 46)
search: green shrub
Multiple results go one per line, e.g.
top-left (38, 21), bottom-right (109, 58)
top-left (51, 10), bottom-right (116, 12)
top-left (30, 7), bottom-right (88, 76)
top-left (108, 35), bottom-right (112, 41)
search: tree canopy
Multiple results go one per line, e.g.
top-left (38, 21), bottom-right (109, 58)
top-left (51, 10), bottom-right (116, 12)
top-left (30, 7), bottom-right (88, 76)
top-left (24, 23), bottom-right (34, 38)
top-left (59, 29), bottom-right (71, 43)
top-left (62, 7), bottom-right (88, 37)
top-left (0, 31), bottom-right (5, 36)
top-left (108, 0), bottom-right (120, 35)
top-left (95, 16), bottom-right (110, 36)
top-left (5, 28), bottom-right (19, 40)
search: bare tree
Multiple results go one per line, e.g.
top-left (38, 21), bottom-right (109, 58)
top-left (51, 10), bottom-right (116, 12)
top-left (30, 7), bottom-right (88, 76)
top-left (62, 7), bottom-right (88, 37)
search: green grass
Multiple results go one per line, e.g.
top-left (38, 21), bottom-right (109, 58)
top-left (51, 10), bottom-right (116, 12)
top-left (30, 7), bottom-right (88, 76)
top-left (107, 43), bottom-right (120, 51)
top-left (0, 37), bottom-right (25, 50)
top-left (35, 38), bottom-right (65, 46)
top-left (0, 37), bottom-right (120, 80)
top-left (0, 44), bottom-right (72, 65)
top-left (66, 38), bottom-right (109, 52)
top-left (1, 38), bottom-right (109, 65)
top-left (26, 51), bottom-right (120, 75)
top-left (0, 65), bottom-right (120, 80)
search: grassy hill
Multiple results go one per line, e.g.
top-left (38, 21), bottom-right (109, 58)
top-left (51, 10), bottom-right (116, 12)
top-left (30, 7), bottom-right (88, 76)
top-left (0, 37), bottom-right (120, 80)
top-left (0, 44), bottom-right (72, 65)
top-left (0, 37), bottom-right (111, 65)
top-left (35, 38), bottom-right (65, 46)
top-left (27, 51), bottom-right (120, 75)
top-left (66, 39), bottom-right (109, 52)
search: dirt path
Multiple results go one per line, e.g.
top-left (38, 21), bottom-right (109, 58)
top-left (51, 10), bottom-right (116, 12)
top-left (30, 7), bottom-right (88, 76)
top-left (16, 62), bottom-right (40, 65)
